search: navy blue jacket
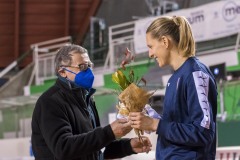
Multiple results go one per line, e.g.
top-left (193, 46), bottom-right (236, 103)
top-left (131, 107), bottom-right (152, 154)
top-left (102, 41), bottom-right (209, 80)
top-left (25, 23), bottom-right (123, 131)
top-left (156, 57), bottom-right (217, 160)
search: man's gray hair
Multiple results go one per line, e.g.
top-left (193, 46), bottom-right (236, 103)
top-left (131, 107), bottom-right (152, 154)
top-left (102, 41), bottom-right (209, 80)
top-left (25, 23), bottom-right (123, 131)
top-left (54, 44), bottom-right (88, 74)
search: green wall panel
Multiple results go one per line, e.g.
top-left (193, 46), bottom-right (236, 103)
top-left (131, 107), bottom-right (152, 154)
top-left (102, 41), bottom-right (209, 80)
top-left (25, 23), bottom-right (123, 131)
top-left (217, 121), bottom-right (240, 147)
top-left (94, 94), bottom-right (118, 119)
top-left (227, 51), bottom-right (240, 71)
top-left (30, 79), bottom-right (55, 94)
top-left (219, 81), bottom-right (240, 120)
top-left (0, 105), bottom-right (34, 139)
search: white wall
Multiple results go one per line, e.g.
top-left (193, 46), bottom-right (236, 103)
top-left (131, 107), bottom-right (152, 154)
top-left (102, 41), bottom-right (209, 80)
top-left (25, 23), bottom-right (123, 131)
top-left (0, 137), bottom-right (33, 158)
top-left (0, 134), bottom-right (240, 160)
top-left (120, 130), bottom-right (157, 160)
top-left (198, 50), bottom-right (238, 67)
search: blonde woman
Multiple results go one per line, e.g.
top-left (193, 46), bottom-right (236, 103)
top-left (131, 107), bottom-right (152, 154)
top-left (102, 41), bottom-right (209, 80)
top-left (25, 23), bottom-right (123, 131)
top-left (129, 16), bottom-right (217, 160)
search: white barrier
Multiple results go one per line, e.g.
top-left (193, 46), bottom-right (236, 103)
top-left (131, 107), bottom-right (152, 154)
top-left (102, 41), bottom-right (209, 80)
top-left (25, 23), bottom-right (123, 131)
top-left (216, 146), bottom-right (240, 160)
top-left (0, 137), bottom-right (32, 158)
top-left (121, 151), bottom-right (155, 160)
top-left (0, 157), bottom-right (34, 160)
top-left (0, 136), bottom-right (240, 160)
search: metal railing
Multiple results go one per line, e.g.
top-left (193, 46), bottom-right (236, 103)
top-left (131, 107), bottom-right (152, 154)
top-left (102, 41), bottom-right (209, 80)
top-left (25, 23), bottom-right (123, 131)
top-left (103, 19), bottom-right (240, 72)
top-left (104, 21), bottom-right (136, 71)
top-left (30, 36), bottom-right (72, 85)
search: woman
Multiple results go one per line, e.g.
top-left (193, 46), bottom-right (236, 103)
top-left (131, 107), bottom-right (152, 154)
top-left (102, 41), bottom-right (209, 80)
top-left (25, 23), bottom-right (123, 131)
top-left (129, 16), bottom-right (217, 160)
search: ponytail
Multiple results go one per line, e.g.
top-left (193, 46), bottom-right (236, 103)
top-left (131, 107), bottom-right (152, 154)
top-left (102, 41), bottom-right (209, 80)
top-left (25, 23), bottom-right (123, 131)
top-left (146, 16), bottom-right (195, 57)
top-left (173, 16), bottom-right (195, 57)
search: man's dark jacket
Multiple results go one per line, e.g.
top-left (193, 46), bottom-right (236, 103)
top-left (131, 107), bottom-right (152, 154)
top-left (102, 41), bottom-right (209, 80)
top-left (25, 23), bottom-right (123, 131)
top-left (31, 78), bottom-right (134, 160)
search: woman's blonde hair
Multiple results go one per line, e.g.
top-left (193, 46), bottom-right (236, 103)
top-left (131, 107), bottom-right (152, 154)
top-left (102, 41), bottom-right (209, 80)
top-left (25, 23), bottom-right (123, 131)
top-left (146, 16), bottom-right (195, 57)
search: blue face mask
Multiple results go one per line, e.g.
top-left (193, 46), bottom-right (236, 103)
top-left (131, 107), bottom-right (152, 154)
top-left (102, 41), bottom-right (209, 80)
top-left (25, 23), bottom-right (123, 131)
top-left (74, 68), bottom-right (94, 89)
top-left (64, 68), bottom-right (95, 89)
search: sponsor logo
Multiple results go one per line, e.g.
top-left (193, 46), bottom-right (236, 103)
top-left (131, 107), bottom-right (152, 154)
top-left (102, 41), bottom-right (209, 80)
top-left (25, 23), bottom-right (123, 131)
top-left (187, 11), bottom-right (205, 25)
top-left (222, 1), bottom-right (240, 22)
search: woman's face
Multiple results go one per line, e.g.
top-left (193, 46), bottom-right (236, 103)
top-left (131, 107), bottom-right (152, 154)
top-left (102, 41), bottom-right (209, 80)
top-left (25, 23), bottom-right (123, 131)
top-left (146, 33), bottom-right (170, 67)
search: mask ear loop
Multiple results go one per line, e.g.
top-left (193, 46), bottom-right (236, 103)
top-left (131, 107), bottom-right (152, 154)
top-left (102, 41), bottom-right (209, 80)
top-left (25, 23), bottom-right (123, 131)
top-left (61, 67), bottom-right (77, 75)
top-left (60, 67), bottom-right (75, 89)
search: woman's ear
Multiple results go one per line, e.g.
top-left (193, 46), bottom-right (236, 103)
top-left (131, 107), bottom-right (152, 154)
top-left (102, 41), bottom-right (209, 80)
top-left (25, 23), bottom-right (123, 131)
top-left (161, 36), bottom-right (169, 49)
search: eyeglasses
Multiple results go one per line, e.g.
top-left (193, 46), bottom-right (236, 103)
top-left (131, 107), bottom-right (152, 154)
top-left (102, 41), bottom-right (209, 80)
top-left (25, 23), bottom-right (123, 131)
top-left (61, 62), bottom-right (93, 72)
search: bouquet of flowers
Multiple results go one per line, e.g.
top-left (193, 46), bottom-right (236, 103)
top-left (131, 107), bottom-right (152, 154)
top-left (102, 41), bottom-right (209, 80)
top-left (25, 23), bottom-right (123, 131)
top-left (112, 48), bottom-right (153, 143)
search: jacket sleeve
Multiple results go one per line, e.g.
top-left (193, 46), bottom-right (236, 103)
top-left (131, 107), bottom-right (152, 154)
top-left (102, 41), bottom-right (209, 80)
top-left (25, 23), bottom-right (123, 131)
top-left (35, 97), bottom-right (116, 160)
top-left (104, 138), bottom-right (136, 159)
top-left (157, 71), bottom-right (217, 147)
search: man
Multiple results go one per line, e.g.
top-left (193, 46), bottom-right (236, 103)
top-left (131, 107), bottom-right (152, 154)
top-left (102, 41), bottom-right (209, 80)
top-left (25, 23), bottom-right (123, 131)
top-left (31, 44), bottom-right (152, 160)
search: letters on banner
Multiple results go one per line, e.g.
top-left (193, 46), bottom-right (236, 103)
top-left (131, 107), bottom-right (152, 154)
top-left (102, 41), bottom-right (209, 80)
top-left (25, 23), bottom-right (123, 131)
top-left (134, 0), bottom-right (240, 54)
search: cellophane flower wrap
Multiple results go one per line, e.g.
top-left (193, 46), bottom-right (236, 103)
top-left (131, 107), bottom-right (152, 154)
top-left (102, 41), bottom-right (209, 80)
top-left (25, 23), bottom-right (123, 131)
top-left (112, 48), bottom-right (153, 142)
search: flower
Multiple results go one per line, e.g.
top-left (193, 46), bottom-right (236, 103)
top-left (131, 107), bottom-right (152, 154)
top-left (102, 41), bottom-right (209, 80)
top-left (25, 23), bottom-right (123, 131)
top-left (112, 48), bottom-right (146, 91)
top-left (112, 48), bottom-right (153, 143)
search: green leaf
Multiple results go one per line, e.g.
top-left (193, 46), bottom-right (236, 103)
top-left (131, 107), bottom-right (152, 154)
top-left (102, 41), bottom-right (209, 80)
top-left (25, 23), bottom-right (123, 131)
top-left (112, 70), bottom-right (130, 90)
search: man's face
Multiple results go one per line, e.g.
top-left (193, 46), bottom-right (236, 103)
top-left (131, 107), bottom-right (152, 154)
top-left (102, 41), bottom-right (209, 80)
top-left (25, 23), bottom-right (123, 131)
top-left (59, 52), bottom-right (91, 81)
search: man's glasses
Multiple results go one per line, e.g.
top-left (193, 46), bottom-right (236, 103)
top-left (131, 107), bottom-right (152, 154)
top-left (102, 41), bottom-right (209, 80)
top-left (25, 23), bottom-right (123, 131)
top-left (61, 62), bottom-right (93, 72)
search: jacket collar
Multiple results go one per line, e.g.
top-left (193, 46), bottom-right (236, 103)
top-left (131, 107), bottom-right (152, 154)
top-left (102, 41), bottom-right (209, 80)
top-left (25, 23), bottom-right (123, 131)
top-left (57, 75), bottom-right (96, 97)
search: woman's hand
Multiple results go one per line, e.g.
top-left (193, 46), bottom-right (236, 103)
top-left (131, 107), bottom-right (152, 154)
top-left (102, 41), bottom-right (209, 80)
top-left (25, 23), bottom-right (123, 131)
top-left (129, 112), bottom-right (160, 131)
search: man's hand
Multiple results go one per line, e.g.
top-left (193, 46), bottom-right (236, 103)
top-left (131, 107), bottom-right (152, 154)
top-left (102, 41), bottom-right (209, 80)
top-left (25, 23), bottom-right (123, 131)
top-left (129, 112), bottom-right (159, 131)
top-left (130, 136), bottom-right (152, 153)
top-left (110, 119), bottom-right (132, 138)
